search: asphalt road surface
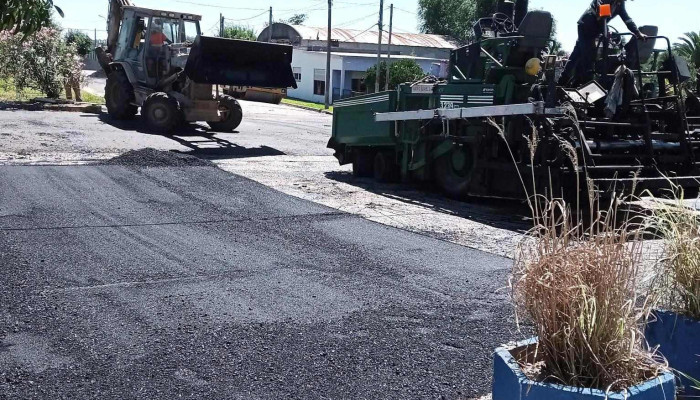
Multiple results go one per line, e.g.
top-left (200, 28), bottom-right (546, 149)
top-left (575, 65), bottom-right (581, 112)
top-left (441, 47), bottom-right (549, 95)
top-left (0, 153), bottom-right (515, 399)
top-left (0, 101), bottom-right (527, 398)
top-left (0, 102), bottom-right (530, 258)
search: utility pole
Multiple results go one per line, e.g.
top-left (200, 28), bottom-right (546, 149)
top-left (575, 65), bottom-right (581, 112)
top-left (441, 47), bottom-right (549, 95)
top-left (324, 0), bottom-right (332, 109)
top-left (374, 0), bottom-right (384, 94)
top-left (268, 7), bottom-right (273, 42)
top-left (219, 13), bottom-right (224, 37)
top-left (384, 3), bottom-right (393, 91)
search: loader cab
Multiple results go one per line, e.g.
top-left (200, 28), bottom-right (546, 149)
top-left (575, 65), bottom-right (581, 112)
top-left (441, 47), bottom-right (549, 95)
top-left (114, 6), bottom-right (201, 85)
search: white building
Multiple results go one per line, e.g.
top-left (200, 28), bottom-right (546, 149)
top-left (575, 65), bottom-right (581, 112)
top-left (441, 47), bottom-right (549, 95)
top-left (257, 24), bottom-right (458, 104)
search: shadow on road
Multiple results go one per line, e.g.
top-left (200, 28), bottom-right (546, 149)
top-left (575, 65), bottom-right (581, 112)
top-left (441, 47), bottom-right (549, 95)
top-left (97, 113), bottom-right (285, 160)
top-left (324, 170), bottom-right (531, 233)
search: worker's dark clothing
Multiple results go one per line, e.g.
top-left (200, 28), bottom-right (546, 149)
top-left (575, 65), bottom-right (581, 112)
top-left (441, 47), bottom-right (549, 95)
top-left (559, 0), bottom-right (642, 86)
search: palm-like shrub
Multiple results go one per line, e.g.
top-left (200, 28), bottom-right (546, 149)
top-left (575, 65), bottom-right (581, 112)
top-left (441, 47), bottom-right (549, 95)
top-left (674, 31), bottom-right (700, 92)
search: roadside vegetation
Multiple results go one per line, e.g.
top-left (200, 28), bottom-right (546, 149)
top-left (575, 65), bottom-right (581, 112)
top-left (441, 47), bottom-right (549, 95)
top-left (0, 27), bottom-right (85, 100)
top-left (364, 59), bottom-right (426, 92)
top-left (0, 78), bottom-right (104, 103)
top-left (282, 98), bottom-right (333, 112)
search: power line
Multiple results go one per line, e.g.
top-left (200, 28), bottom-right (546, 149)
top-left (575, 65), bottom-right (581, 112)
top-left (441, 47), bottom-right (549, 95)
top-left (175, 1), bottom-right (267, 10)
top-left (393, 6), bottom-right (416, 15)
top-left (334, 1), bottom-right (376, 5)
top-left (335, 9), bottom-right (382, 27)
top-left (224, 10), bottom-right (270, 22)
top-left (175, 0), bottom-right (329, 13)
top-left (346, 22), bottom-right (377, 40)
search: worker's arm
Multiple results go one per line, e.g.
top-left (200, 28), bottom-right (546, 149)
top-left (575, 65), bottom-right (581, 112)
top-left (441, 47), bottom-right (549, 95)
top-left (618, 2), bottom-right (642, 37)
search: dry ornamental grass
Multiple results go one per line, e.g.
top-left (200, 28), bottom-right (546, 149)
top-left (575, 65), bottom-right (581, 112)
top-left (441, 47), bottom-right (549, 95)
top-left (511, 197), bottom-right (666, 391)
top-left (646, 189), bottom-right (700, 320)
top-left (487, 115), bottom-right (668, 391)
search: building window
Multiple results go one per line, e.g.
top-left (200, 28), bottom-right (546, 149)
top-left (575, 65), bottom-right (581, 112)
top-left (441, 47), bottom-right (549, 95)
top-left (351, 78), bottom-right (366, 94)
top-left (313, 69), bottom-right (326, 96)
top-left (293, 67), bottom-right (302, 82)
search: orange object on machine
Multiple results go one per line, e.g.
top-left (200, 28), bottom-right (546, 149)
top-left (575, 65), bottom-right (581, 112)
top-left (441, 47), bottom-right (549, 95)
top-left (599, 4), bottom-right (612, 18)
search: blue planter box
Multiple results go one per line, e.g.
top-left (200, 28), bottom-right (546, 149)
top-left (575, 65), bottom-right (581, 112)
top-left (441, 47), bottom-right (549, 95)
top-left (646, 310), bottom-right (700, 398)
top-left (493, 338), bottom-right (676, 400)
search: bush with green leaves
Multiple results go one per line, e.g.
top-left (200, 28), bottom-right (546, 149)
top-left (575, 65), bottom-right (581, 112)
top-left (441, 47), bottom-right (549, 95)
top-left (65, 30), bottom-right (92, 56)
top-left (0, 27), bottom-right (82, 99)
top-left (0, 0), bottom-right (63, 35)
top-left (365, 59), bottom-right (426, 92)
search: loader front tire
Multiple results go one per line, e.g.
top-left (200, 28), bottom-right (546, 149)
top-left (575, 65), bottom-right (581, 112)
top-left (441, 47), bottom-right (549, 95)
top-left (208, 95), bottom-right (243, 132)
top-left (105, 71), bottom-right (137, 119)
top-left (142, 92), bottom-right (181, 134)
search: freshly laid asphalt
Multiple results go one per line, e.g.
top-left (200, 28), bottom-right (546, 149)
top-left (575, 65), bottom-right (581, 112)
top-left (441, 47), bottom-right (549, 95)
top-left (0, 152), bottom-right (515, 399)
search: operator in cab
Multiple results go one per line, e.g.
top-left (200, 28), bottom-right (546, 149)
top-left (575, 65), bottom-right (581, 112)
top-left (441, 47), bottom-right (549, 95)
top-left (149, 19), bottom-right (170, 46)
top-left (559, 0), bottom-right (647, 86)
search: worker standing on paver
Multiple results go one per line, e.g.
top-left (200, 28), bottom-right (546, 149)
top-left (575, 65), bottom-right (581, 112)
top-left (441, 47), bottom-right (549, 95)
top-left (559, 0), bottom-right (647, 86)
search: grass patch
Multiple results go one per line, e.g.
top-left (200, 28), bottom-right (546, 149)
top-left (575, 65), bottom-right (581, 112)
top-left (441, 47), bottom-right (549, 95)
top-left (0, 78), bottom-right (105, 104)
top-left (80, 91), bottom-right (106, 104)
top-left (282, 97), bottom-right (332, 113)
top-left (0, 79), bottom-right (43, 101)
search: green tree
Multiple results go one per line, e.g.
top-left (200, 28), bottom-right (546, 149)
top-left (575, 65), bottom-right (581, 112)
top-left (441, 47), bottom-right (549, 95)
top-left (220, 25), bottom-right (257, 41)
top-left (283, 14), bottom-right (308, 25)
top-left (0, 0), bottom-right (63, 35)
top-left (418, 0), bottom-right (498, 43)
top-left (65, 30), bottom-right (91, 56)
top-left (365, 59), bottom-right (426, 92)
top-left (673, 32), bottom-right (700, 92)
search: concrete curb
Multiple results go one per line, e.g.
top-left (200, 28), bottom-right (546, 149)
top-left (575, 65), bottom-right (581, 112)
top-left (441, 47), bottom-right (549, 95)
top-left (0, 101), bottom-right (103, 114)
top-left (280, 102), bottom-right (333, 115)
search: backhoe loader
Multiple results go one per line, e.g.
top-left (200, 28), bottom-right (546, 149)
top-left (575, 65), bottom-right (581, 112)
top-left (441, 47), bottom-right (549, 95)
top-left (97, 0), bottom-right (296, 133)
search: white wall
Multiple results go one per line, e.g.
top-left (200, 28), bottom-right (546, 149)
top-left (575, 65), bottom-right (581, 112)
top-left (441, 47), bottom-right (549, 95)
top-left (287, 50), bottom-right (343, 104)
top-left (288, 49), bottom-right (446, 104)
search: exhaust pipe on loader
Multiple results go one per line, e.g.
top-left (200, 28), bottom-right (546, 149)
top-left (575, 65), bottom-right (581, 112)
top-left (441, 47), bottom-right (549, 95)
top-left (184, 36), bottom-right (298, 89)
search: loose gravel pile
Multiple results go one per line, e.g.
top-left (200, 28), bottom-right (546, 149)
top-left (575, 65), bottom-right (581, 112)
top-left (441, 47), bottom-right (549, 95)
top-left (103, 148), bottom-right (215, 168)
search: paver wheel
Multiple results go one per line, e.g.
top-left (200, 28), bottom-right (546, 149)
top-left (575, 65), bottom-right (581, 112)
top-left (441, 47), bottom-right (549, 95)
top-left (208, 95), bottom-right (243, 132)
top-left (105, 71), bottom-right (137, 119)
top-left (142, 92), bottom-right (181, 134)
top-left (352, 150), bottom-right (374, 177)
top-left (373, 151), bottom-right (399, 182)
top-left (434, 144), bottom-right (477, 198)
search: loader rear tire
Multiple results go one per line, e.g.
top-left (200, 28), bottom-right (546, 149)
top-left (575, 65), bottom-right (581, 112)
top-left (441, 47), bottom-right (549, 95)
top-left (142, 92), bottom-right (181, 134)
top-left (105, 71), bottom-right (137, 119)
top-left (208, 95), bottom-right (242, 132)
top-left (434, 145), bottom-right (477, 198)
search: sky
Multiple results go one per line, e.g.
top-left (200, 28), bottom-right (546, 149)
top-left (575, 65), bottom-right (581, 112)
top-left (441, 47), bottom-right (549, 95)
top-left (57, 0), bottom-right (699, 51)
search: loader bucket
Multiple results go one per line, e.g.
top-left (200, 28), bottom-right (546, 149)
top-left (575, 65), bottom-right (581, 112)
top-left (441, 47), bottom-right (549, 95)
top-left (184, 36), bottom-right (297, 89)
